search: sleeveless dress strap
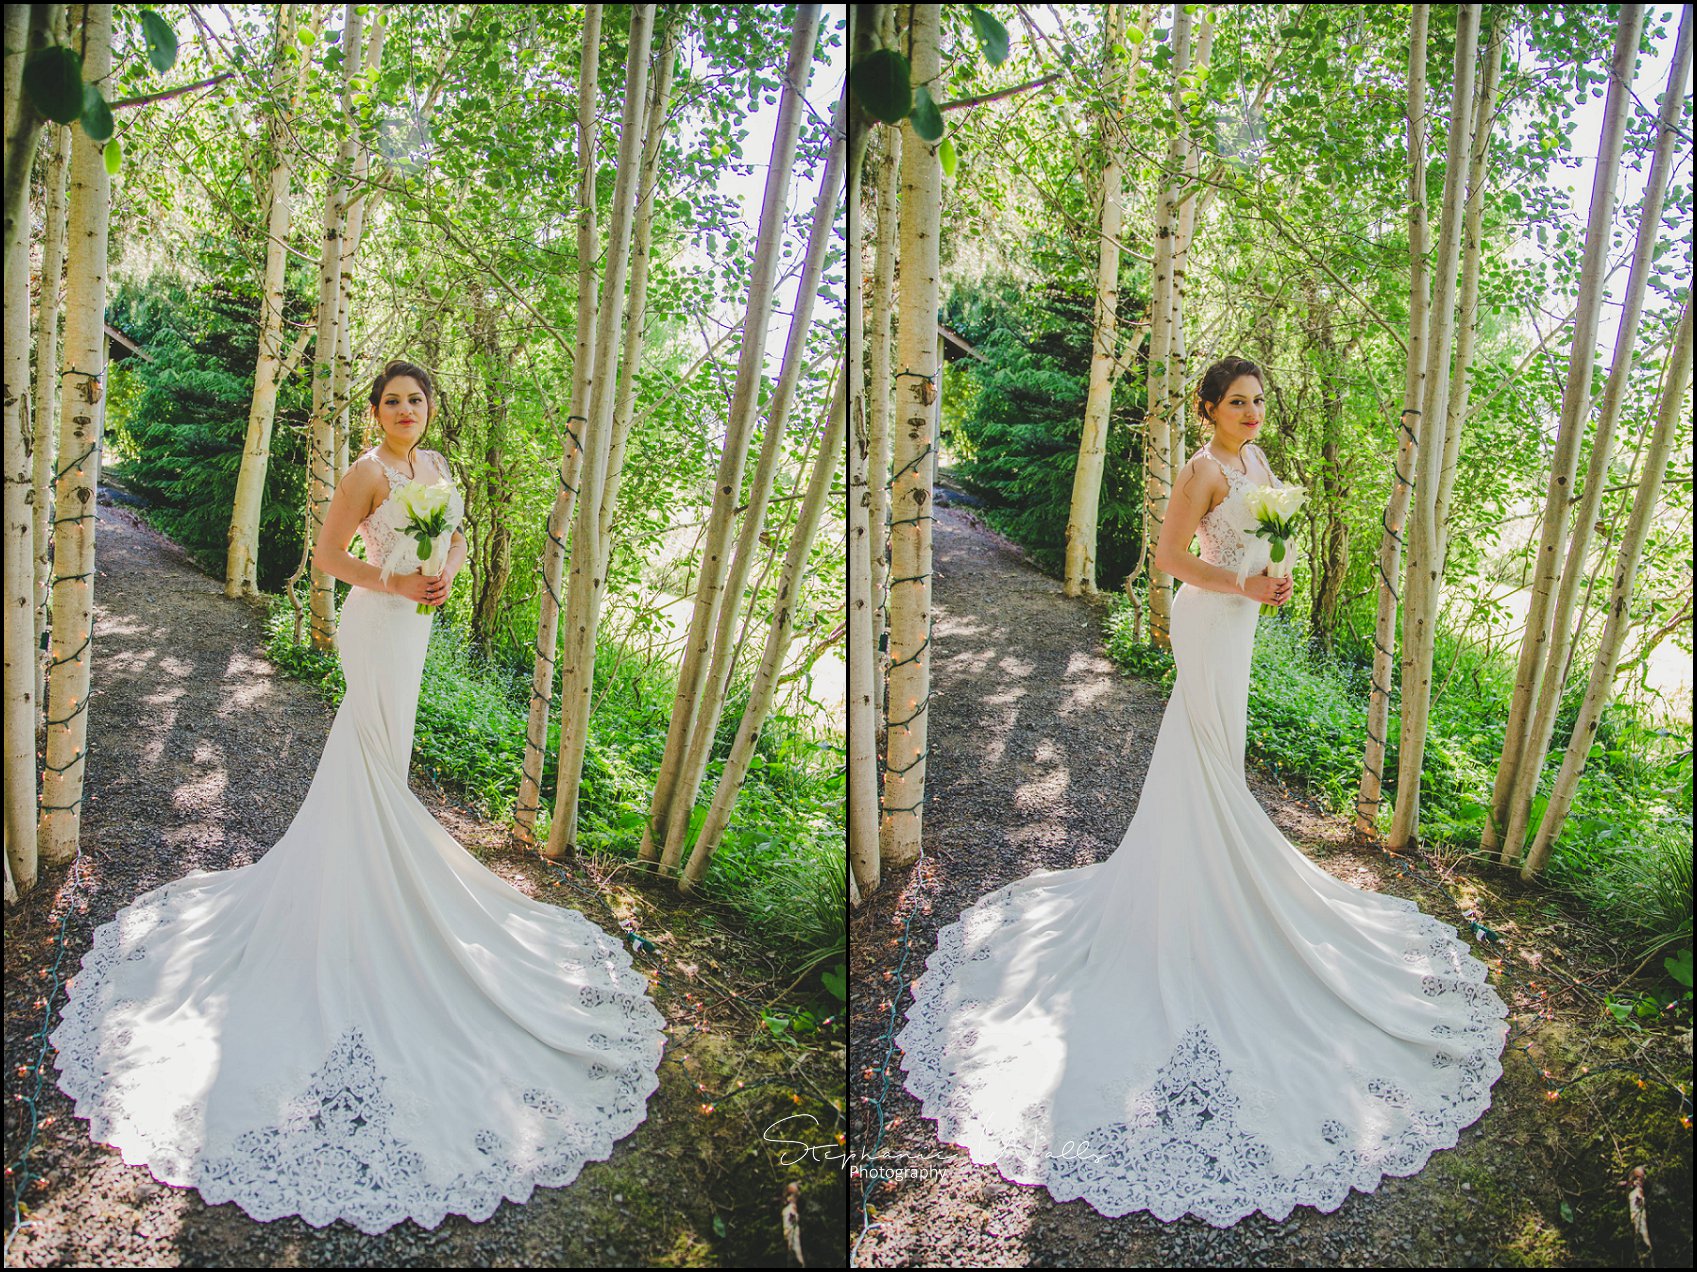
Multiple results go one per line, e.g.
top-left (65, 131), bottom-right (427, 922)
top-left (367, 448), bottom-right (418, 486)
top-left (1202, 443), bottom-right (1247, 480)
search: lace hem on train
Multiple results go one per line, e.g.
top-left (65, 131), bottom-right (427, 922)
top-left (897, 880), bottom-right (1507, 1226)
top-left (51, 876), bottom-right (665, 1234)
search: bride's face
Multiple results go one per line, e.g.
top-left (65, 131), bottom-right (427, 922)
top-left (1211, 375), bottom-right (1264, 444)
top-left (373, 376), bottom-right (432, 450)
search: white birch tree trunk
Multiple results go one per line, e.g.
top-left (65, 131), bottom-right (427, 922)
top-left (1167, 7), bottom-right (1209, 479)
top-left (883, 1), bottom-right (942, 869)
top-left (848, 10), bottom-right (884, 901)
top-left (4, 148), bottom-right (38, 897)
top-left (38, 2), bottom-right (112, 871)
top-left (1431, 8), bottom-right (1504, 575)
top-left (33, 118), bottom-right (70, 736)
top-left (1357, 2), bottom-right (1430, 835)
top-left (596, 21), bottom-right (680, 569)
top-left (228, 3), bottom-right (315, 600)
top-left (660, 105), bottom-right (844, 876)
top-left (637, 3), bottom-right (823, 864)
top-left (1064, 4), bottom-right (1127, 598)
top-left (869, 94), bottom-right (899, 751)
top-left (1389, 2), bottom-right (1479, 851)
top-left (2, 3), bottom-right (60, 270)
top-left (681, 368), bottom-right (846, 891)
top-left (332, 10), bottom-right (385, 486)
top-left (514, 3), bottom-right (602, 850)
top-left (545, 3), bottom-right (657, 859)
top-left (1524, 296), bottom-right (1691, 878)
top-left (305, 3), bottom-right (364, 652)
top-left (1143, 4), bottom-right (1190, 650)
top-left (1501, 4), bottom-right (1679, 869)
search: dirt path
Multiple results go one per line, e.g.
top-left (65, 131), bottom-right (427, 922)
top-left (4, 498), bottom-right (845, 1268)
top-left (848, 500), bottom-right (1690, 1268)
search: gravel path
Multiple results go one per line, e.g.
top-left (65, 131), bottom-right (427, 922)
top-left (4, 497), bottom-right (845, 1268)
top-left (848, 500), bottom-right (1583, 1268)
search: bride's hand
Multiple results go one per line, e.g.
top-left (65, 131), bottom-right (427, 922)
top-left (389, 572), bottom-right (446, 606)
top-left (1241, 571), bottom-right (1292, 605)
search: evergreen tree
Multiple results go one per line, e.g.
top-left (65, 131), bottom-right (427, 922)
top-left (947, 274), bottom-right (1145, 587)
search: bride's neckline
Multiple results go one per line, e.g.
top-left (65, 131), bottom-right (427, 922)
top-left (1205, 442), bottom-right (1251, 478)
top-left (370, 446), bottom-right (420, 479)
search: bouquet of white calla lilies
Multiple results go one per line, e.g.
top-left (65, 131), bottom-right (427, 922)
top-left (376, 478), bottom-right (455, 612)
top-left (1243, 483), bottom-right (1307, 617)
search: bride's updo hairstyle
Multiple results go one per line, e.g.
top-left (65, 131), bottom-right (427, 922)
top-left (367, 360), bottom-right (438, 463)
top-left (1194, 356), bottom-right (1265, 428)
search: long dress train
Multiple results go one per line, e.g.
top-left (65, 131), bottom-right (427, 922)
top-left (50, 448), bottom-right (665, 1234)
top-left (896, 446), bottom-right (1508, 1226)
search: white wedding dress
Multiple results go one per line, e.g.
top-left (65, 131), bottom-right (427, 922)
top-left (51, 447), bottom-right (665, 1234)
top-left (897, 443), bottom-right (1509, 1226)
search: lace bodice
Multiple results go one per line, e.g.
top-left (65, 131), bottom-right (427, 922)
top-left (357, 448), bottom-right (463, 577)
top-left (1195, 444), bottom-right (1273, 576)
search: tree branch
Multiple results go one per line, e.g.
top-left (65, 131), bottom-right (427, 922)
top-left (106, 72), bottom-right (236, 111)
top-left (939, 72), bottom-right (1061, 112)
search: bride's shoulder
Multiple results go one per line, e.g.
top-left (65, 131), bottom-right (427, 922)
top-left (1177, 448), bottom-right (1227, 507)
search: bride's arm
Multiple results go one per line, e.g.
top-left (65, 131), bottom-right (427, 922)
top-left (1154, 459), bottom-right (1256, 596)
top-left (312, 462), bottom-right (398, 594)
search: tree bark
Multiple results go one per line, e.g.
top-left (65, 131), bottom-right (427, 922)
top-left (37, 2), bottom-right (112, 872)
top-left (1524, 296), bottom-right (1691, 878)
top-left (883, 1), bottom-right (942, 869)
top-left (33, 115), bottom-right (70, 736)
top-left (595, 19), bottom-right (679, 586)
top-left (305, 2), bottom-right (365, 652)
top-left (2, 4), bottom-right (63, 271)
top-left (4, 132), bottom-right (38, 897)
top-left (1143, 4), bottom-right (1191, 650)
top-left (1484, 5), bottom-right (1644, 862)
top-left (637, 3), bottom-right (822, 865)
top-left (681, 368), bottom-right (845, 890)
top-left (848, 4), bottom-right (884, 901)
top-left (513, 3), bottom-right (602, 850)
top-left (1064, 3), bottom-right (1128, 597)
top-left (868, 27), bottom-right (899, 750)
top-left (545, 3), bottom-right (657, 858)
top-left (1357, 2), bottom-right (1430, 836)
top-left (661, 96), bottom-right (843, 876)
top-left (1503, 4), bottom-right (1680, 870)
top-left (1389, 2), bottom-right (1479, 852)
top-left (1167, 6), bottom-right (1210, 480)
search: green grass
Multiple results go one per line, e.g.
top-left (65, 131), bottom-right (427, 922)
top-left (1103, 592), bottom-right (1693, 970)
top-left (263, 593), bottom-right (845, 977)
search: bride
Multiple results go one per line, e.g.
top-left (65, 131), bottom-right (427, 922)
top-left (51, 360), bottom-right (666, 1234)
top-left (896, 356), bottom-right (1509, 1226)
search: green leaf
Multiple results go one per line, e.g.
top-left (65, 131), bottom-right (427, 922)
top-left (103, 136), bottom-right (121, 175)
top-left (712, 1213), bottom-right (727, 1238)
top-left (969, 6), bottom-right (1011, 65)
top-left (938, 135), bottom-right (958, 178)
top-left (23, 45), bottom-right (85, 125)
top-left (1270, 539), bottom-right (1286, 564)
top-left (1559, 1200), bottom-right (1574, 1223)
top-left (80, 84), bottom-right (115, 143)
top-left (821, 962), bottom-right (846, 1004)
top-left (1125, 24), bottom-right (1145, 44)
top-left (1665, 948), bottom-right (1693, 989)
top-left (298, 25), bottom-right (316, 44)
top-left (849, 48), bottom-right (911, 124)
top-left (139, 10), bottom-right (178, 73)
top-left (911, 83), bottom-right (944, 142)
